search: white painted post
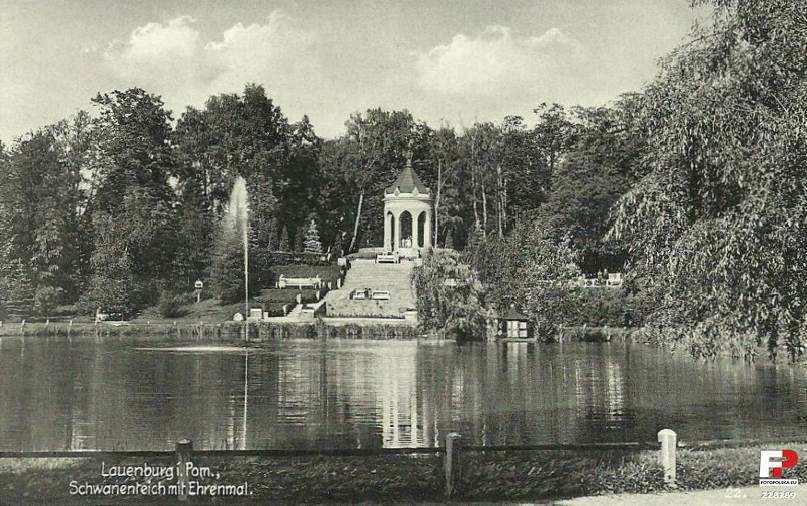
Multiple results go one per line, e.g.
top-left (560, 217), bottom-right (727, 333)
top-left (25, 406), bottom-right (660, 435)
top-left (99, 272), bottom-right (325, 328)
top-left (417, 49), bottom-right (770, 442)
top-left (445, 432), bottom-right (462, 497)
top-left (658, 429), bottom-right (677, 486)
top-left (176, 438), bottom-right (193, 501)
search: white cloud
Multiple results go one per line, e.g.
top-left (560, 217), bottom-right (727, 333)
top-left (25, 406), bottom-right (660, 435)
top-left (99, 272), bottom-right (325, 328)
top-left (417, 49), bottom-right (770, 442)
top-left (103, 12), bottom-right (317, 111)
top-left (416, 25), bottom-right (584, 95)
top-left (204, 11), bottom-right (318, 93)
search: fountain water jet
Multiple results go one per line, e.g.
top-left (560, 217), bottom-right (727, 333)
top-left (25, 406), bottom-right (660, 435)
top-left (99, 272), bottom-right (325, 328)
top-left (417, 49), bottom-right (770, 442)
top-left (223, 176), bottom-right (250, 318)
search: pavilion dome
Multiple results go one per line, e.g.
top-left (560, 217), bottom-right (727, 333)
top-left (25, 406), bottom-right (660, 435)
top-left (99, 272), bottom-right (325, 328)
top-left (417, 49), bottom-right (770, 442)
top-left (386, 159), bottom-right (429, 195)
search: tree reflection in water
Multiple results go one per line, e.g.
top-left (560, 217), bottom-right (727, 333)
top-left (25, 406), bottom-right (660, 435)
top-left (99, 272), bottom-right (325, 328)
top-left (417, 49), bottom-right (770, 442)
top-left (0, 339), bottom-right (804, 451)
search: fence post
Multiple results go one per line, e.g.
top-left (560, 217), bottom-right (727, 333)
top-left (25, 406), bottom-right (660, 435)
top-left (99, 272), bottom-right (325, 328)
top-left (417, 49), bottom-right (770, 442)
top-left (657, 429), bottom-right (677, 486)
top-left (176, 438), bottom-right (193, 501)
top-left (445, 432), bottom-right (462, 498)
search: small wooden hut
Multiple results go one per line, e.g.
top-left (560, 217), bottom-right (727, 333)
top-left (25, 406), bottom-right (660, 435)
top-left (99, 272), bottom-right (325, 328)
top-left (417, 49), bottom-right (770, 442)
top-left (499, 306), bottom-right (533, 339)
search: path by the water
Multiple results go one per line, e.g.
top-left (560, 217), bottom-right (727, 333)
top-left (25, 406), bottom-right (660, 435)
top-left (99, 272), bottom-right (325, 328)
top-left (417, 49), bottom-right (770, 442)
top-left (558, 485), bottom-right (806, 505)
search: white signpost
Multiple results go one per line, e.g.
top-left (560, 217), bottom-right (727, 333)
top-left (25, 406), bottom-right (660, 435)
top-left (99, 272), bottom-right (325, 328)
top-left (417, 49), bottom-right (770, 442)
top-left (194, 280), bottom-right (203, 304)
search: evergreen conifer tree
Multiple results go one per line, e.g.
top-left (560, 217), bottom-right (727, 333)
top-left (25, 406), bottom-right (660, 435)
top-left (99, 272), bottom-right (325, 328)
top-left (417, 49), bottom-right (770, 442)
top-left (304, 218), bottom-right (323, 255)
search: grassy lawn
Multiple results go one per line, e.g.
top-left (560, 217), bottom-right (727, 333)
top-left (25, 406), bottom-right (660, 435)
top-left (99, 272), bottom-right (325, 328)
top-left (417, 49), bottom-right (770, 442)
top-left (1, 264), bottom-right (344, 326)
top-left (2, 442), bottom-right (805, 504)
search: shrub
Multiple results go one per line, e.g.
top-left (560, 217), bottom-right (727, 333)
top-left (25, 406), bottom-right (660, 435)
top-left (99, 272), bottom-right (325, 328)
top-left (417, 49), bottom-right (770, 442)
top-left (567, 287), bottom-right (628, 327)
top-left (211, 226), bottom-right (245, 304)
top-left (411, 249), bottom-right (486, 340)
top-left (173, 291), bottom-right (196, 306)
top-left (158, 290), bottom-right (183, 318)
top-left (33, 286), bottom-right (63, 316)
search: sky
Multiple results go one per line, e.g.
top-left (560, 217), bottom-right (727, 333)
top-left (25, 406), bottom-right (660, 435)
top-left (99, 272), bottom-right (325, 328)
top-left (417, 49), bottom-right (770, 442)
top-left (0, 0), bottom-right (706, 143)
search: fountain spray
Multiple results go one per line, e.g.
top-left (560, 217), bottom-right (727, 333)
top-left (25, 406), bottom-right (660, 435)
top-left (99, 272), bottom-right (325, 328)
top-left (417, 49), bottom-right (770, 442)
top-left (226, 176), bottom-right (250, 318)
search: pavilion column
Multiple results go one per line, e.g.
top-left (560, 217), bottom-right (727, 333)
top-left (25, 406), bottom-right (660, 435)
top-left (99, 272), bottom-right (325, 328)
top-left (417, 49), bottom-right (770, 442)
top-left (424, 209), bottom-right (432, 249)
top-left (394, 211), bottom-right (402, 251)
top-left (384, 211), bottom-right (391, 251)
top-left (412, 208), bottom-right (420, 249)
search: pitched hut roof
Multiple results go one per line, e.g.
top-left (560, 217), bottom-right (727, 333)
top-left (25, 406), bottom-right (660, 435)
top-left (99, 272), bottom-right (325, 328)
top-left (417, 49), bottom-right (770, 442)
top-left (502, 306), bottom-right (529, 320)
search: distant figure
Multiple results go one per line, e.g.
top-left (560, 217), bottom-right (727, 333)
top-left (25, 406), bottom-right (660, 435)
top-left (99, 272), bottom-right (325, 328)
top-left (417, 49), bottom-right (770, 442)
top-left (233, 312), bottom-right (244, 322)
top-left (95, 307), bottom-right (109, 323)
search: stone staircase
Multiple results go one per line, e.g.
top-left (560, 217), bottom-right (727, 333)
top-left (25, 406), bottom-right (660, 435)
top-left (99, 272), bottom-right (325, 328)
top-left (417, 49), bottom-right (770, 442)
top-left (322, 259), bottom-right (416, 318)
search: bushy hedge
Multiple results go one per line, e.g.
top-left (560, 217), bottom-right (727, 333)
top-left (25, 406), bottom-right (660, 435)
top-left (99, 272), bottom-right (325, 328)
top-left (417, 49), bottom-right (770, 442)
top-left (565, 287), bottom-right (629, 327)
top-left (261, 302), bottom-right (290, 317)
top-left (157, 290), bottom-right (193, 318)
top-left (76, 277), bottom-right (159, 319)
top-left (255, 288), bottom-right (319, 304)
top-left (268, 264), bottom-right (344, 286)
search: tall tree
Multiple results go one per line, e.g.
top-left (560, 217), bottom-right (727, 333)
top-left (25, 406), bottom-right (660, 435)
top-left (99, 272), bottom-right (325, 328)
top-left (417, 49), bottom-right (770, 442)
top-left (80, 89), bottom-right (177, 312)
top-left (340, 109), bottom-right (431, 251)
top-left (425, 127), bottom-right (462, 247)
top-left (538, 98), bottom-right (646, 272)
top-left (607, 0), bottom-right (807, 360)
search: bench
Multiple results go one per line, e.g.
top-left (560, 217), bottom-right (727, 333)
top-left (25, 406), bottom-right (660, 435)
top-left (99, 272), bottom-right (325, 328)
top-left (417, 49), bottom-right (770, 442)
top-left (351, 288), bottom-right (370, 300)
top-left (277, 275), bottom-right (322, 289)
top-left (376, 252), bottom-right (399, 264)
top-left (371, 290), bottom-right (391, 301)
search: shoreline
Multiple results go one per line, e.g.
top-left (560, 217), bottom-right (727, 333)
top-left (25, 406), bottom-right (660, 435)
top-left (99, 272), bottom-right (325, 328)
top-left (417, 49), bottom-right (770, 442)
top-left (0, 319), bottom-right (630, 343)
top-left (2, 442), bottom-right (806, 504)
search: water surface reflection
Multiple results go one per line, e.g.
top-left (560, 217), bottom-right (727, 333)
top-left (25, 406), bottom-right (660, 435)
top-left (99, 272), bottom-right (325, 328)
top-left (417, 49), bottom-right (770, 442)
top-left (0, 338), bottom-right (804, 451)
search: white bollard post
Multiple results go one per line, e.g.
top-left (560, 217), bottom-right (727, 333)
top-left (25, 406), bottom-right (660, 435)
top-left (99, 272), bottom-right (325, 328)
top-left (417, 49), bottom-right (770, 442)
top-left (658, 429), bottom-right (677, 486)
top-left (445, 432), bottom-right (462, 497)
top-left (176, 438), bottom-right (193, 501)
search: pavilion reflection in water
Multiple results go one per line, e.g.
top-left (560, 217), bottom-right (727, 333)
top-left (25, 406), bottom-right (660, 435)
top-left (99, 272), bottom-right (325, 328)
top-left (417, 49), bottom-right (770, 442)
top-left (1, 338), bottom-right (802, 452)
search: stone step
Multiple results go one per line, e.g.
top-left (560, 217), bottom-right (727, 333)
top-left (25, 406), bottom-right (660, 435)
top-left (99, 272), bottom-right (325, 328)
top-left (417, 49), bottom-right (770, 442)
top-left (322, 259), bottom-right (416, 318)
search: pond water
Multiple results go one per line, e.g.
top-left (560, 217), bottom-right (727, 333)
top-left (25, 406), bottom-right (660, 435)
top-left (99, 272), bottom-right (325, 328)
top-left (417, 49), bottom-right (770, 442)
top-left (0, 338), bottom-right (805, 451)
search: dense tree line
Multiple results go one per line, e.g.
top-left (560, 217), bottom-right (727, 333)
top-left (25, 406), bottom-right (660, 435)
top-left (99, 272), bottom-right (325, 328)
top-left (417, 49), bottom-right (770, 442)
top-left (0, 82), bottom-right (611, 317)
top-left (419, 0), bottom-right (807, 360)
top-left (608, 0), bottom-right (807, 360)
top-left (1, 0), bottom-right (803, 362)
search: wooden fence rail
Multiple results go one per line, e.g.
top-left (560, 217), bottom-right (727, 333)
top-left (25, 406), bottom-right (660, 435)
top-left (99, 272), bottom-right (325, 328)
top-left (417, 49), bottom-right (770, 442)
top-left (4, 434), bottom-right (807, 460)
top-left (3, 432), bottom-right (807, 499)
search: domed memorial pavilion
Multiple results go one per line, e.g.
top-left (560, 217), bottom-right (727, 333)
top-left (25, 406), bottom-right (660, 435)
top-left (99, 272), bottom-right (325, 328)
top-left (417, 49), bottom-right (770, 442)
top-left (383, 157), bottom-right (432, 258)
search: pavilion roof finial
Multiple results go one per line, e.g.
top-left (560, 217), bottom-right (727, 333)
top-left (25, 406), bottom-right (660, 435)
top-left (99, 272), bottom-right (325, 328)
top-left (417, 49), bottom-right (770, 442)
top-left (386, 142), bottom-right (429, 195)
